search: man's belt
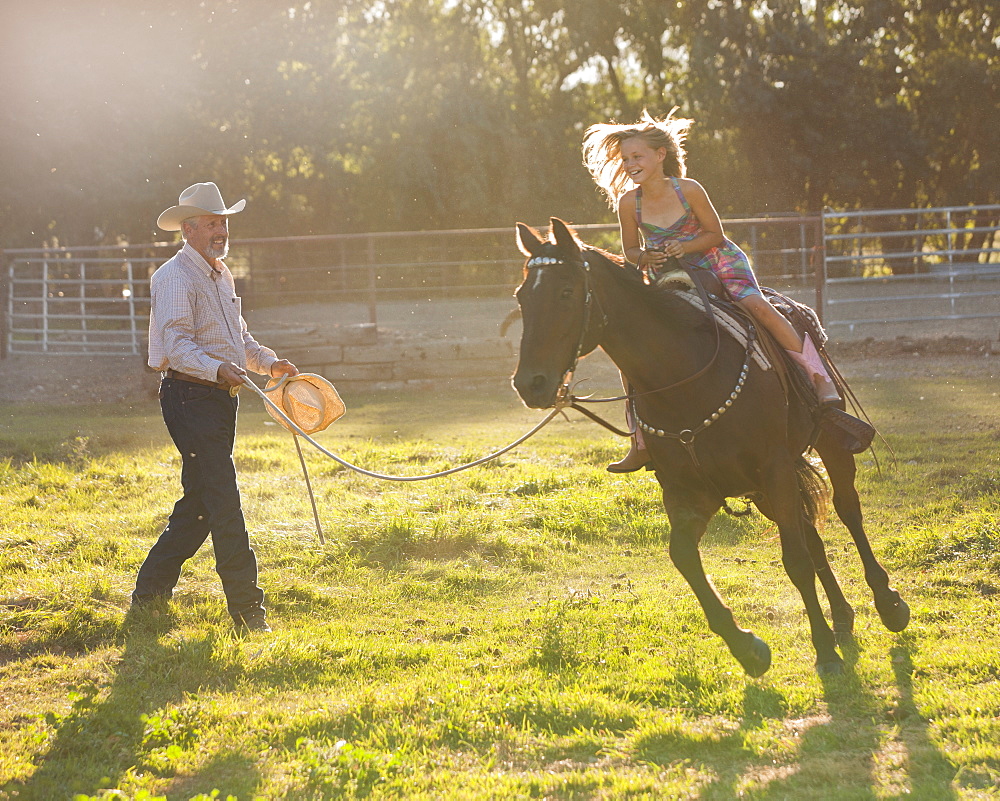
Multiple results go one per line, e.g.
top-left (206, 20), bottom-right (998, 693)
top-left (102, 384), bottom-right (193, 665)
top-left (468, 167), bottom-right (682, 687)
top-left (164, 369), bottom-right (232, 391)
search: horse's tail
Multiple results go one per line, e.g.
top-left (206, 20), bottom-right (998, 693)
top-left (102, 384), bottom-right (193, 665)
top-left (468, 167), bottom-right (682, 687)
top-left (796, 455), bottom-right (829, 526)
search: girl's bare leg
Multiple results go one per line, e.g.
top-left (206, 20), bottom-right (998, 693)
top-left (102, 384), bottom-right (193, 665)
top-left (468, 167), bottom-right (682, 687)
top-left (738, 295), bottom-right (803, 351)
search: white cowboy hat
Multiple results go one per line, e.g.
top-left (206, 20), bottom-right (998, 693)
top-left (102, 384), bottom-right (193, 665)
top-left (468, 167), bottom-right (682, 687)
top-left (264, 373), bottom-right (346, 435)
top-left (157, 182), bottom-right (247, 232)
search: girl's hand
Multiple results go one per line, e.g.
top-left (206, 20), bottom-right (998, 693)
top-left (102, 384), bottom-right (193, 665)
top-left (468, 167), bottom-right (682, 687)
top-left (641, 247), bottom-right (666, 269)
top-left (664, 240), bottom-right (684, 258)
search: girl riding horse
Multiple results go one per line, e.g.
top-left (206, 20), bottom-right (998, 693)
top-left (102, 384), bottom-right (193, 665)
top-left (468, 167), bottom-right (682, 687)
top-left (512, 217), bottom-right (909, 676)
top-left (582, 110), bottom-right (841, 472)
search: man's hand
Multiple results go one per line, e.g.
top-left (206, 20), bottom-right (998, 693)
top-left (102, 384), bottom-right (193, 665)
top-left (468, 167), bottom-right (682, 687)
top-left (217, 362), bottom-right (248, 388)
top-left (270, 359), bottom-right (299, 379)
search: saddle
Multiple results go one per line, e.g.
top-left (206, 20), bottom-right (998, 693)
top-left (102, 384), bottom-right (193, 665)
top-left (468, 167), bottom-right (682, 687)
top-left (760, 290), bottom-right (875, 453)
top-left (657, 264), bottom-right (875, 454)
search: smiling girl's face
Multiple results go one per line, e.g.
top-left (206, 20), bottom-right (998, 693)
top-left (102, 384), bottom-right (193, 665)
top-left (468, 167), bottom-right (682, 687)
top-left (619, 136), bottom-right (667, 186)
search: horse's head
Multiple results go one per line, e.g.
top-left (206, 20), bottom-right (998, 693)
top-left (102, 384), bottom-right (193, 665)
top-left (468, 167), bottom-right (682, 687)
top-left (512, 218), bottom-right (604, 409)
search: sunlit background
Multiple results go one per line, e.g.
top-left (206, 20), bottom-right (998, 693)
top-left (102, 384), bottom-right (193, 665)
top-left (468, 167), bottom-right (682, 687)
top-left (1, 1), bottom-right (996, 248)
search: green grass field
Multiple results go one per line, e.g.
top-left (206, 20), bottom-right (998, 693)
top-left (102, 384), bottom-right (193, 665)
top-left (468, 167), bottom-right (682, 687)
top-left (0, 359), bottom-right (998, 800)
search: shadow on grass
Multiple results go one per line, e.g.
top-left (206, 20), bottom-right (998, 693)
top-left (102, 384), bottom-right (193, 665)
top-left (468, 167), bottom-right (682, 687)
top-left (888, 640), bottom-right (958, 797)
top-left (746, 637), bottom-right (955, 799)
top-left (1, 608), bottom-right (262, 800)
top-left (633, 683), bottom-right (796, 796)
top-left (632, 635), bottom-right (957, 799)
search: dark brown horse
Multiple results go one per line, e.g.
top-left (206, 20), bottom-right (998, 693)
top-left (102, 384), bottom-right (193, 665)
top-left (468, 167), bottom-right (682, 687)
top-left (512, 218), bottom-right (909, 676)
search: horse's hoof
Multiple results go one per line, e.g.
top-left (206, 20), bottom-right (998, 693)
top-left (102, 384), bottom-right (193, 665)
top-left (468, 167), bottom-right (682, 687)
top-left (816, 658), bottom-right (844, 677)
top-left (832, 619), bottom-right (855, 635)
top-left (735, 634), bottom-right (772, 677)
top-left (835, 630), bottom-right (857, 650)
top-left (878, 597), bottom-right (910, 632)
top-left (832, 606), bottom-right (855, 635)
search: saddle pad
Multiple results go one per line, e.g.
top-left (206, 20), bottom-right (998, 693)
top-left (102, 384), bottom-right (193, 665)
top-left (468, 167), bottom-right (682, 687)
top-left (674, 291), bottom-right (772, 372)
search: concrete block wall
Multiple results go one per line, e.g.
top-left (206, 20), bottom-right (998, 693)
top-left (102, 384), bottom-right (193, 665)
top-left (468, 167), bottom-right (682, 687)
top-left (276, 337), bottom-right (519, 392)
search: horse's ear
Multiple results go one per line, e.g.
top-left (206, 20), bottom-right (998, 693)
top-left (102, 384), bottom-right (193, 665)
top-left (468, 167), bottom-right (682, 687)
top-left (516, 222), bottom-right (545, 257)
top-left (550, 217), bottom-right (580, 253)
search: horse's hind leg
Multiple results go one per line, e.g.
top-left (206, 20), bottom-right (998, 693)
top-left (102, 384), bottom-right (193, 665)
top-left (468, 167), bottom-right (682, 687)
top-left (803, 518), bottom-right (856, 635)
top-left (816, 433), bottom-right (910, 632)
top-left (757, 496), bottom-right (856, 635)
top-left (663, 499), bottom-right (772, 677)
top-left (762, 461), bottom-right (844, 675)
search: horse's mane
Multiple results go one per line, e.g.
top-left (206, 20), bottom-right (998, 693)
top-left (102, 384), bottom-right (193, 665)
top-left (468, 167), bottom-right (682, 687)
top-left (583, 246), bottom-right (709, 330)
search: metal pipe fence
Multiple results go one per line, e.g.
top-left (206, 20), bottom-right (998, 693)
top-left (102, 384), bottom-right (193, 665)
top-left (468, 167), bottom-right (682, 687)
top-left (2, 244), bottom-right (172, 356)
top-left (2, 206), bottom-right (996, 356)
top-left (233, 215), bottom-right (823, 312)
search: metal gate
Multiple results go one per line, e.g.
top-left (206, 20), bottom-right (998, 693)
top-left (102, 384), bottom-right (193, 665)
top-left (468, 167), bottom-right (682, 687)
top-left (821, 204), bottom-right (1000, 338)
top-left (1, 244), bottom-right (174, 356)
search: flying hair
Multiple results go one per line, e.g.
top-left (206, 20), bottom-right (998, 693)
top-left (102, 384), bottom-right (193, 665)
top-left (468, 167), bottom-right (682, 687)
top-left (582, 108), bottom-right (694, 207)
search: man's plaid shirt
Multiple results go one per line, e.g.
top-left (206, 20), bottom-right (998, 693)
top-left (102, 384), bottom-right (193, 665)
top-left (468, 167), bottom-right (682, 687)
top-left (147, 243), bottom-right (277, 382)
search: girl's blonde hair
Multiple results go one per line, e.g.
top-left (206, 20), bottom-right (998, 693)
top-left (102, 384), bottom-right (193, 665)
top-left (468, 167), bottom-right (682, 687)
top-left (582, 109), bottom-right (693, 207)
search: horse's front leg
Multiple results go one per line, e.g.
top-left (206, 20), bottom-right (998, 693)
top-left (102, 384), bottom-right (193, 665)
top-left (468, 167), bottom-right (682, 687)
top-left (664, 498), bottom-right (772, 677)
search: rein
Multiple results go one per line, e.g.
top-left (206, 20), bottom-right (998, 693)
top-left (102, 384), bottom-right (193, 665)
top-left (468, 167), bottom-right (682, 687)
top-left (244, 378), bottom-right (570, 544)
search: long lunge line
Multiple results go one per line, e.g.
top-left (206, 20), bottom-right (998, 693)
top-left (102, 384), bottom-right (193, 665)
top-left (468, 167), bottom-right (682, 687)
top-left (243, 377), bottom-right (563, 482)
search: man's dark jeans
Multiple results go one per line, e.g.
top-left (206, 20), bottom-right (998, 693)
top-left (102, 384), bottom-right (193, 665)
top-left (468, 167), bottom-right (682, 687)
top-left (133, 378), bottom-right (264, 618)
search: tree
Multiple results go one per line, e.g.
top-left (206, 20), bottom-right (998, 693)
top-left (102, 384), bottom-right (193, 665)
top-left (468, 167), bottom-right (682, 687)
top-left (0, 0), bottom-right (995, 250)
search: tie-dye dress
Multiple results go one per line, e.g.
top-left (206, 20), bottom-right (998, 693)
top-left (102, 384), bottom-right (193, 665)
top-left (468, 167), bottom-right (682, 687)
top-left (637, 178), bottom-right (761, 301)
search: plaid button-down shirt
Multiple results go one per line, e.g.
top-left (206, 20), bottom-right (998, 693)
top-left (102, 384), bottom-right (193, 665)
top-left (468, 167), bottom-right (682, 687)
top-left (147, 243), bottom-right (277, 382)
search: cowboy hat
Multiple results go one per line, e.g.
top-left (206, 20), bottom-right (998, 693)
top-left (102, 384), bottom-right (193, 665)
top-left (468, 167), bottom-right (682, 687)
top-left (157, 182), bottom-right (247, 231)
top-left (264, 373), bottom-right (346, 435)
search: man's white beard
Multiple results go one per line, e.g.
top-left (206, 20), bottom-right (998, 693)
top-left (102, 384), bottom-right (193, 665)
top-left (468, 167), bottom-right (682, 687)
top-left (205, 241), bottom-right (229, 260)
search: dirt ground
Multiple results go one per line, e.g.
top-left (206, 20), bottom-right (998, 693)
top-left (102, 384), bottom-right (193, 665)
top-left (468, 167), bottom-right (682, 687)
top-left (0, 333), bottom-right (997, 406)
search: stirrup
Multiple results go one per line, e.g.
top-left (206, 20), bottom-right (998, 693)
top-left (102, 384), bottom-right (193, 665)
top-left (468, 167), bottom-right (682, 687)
top-left (821, 407), bottom-right (875, 454)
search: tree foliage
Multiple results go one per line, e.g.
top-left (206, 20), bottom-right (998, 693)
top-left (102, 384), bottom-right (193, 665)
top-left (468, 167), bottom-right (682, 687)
top-left (0, 0), bottom-right (995, 248)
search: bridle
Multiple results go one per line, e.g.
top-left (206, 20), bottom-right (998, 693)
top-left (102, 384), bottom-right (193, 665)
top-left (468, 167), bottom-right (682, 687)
top-left (523, 253), bottom-right (607, 381)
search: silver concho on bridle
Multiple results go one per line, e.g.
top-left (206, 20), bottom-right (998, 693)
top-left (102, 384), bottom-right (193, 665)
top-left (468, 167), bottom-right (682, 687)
top-left (526, 255), bottom-right (591, 270)
top-left (526, 256), bottom-right (564, 267)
